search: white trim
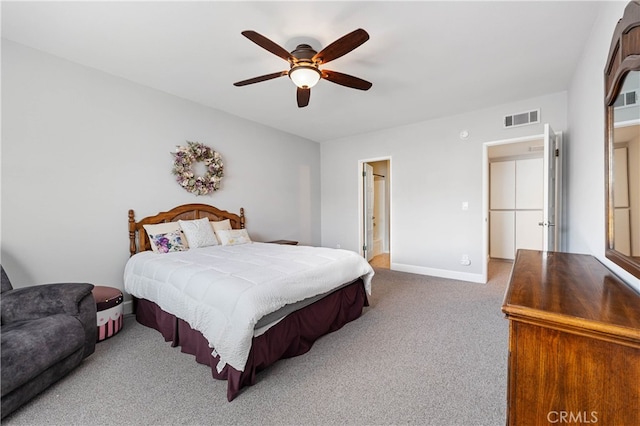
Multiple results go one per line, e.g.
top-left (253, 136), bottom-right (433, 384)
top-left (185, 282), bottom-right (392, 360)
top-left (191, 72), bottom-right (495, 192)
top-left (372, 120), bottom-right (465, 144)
top-left (123, 299), bottom-right (134, 315)
top-left (391, 262), bottom-right (485, 284)
top-left (358, 156), bottom-right (392, 261)
top-left (555, 131), bottom-right (564, 252)
top-left (482, 143), bottom-right (490, 283)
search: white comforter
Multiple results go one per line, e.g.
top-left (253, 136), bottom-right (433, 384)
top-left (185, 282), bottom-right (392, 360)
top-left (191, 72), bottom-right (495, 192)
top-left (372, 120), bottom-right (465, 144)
top-left (124, 242), bottom-right (374, 372)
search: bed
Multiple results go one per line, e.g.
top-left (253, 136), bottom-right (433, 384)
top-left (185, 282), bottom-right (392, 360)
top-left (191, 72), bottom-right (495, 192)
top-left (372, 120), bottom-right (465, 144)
top-left (124, 203), bottom-right (374, 401)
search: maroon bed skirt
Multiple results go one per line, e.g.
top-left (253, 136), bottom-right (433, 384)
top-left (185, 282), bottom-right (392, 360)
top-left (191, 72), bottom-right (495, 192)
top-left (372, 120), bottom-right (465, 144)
top-left (134, 278), bottom-right (368, 401)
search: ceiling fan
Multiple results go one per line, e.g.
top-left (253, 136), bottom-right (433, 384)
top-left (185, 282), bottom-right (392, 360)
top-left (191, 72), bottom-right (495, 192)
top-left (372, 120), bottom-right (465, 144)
top-left (233, 28), bottom-right (372, 108)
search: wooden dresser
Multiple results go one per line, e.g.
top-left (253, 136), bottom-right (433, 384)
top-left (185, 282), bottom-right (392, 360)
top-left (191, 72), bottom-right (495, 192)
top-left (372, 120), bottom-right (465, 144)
top-left (502, 250), bottom-right (640, 425)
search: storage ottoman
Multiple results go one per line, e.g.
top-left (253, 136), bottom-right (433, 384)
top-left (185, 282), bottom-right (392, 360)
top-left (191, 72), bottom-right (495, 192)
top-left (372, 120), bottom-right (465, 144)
top-left (92, 286), bottom-right (123, 342)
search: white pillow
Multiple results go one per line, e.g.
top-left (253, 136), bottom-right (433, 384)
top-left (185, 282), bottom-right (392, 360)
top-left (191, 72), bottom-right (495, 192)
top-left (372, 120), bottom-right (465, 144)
top-left (211, 219), bottom-right (232, 232)
top-left (143, 222), bottom-right (189, 252)
top-left (211, 219), bottom-right (232, 244)
top-left (216, 228), bottom-right (252, 246)
top-left (179, 218), bottom-right (219, 248)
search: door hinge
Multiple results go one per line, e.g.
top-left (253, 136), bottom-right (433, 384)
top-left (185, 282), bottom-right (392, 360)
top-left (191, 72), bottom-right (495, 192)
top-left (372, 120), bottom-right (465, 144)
top-left (555, 148), bottom-right (560, 157)
top-left (363, 245), bottom-right (367, 252)
top-left (362, 170), bottom-right (367, 177)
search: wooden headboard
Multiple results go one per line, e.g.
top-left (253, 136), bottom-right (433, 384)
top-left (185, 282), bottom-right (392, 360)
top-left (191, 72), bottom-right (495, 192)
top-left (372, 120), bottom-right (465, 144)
top-left (128, 203), bottom-right (245, 256)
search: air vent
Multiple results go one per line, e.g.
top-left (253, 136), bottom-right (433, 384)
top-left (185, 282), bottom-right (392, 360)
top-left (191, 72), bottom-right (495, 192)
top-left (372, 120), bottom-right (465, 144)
top-left (614, 90), bottom-right (638, 108)
top-left (503, 109), bottom-right (540, 128)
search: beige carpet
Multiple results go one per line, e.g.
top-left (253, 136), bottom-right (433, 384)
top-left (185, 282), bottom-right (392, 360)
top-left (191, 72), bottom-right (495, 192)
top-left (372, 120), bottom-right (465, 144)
top-left (3, 260), bottom-right (512, 426)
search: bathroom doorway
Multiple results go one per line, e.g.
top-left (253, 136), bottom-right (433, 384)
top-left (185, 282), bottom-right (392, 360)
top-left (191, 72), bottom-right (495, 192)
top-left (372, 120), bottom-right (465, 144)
top-left (359, 158), bottom-right (391, 269)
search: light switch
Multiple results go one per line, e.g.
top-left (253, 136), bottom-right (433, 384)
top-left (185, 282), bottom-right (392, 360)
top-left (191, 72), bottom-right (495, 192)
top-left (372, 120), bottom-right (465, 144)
top-left (462, 202), bottom-right (469, 211)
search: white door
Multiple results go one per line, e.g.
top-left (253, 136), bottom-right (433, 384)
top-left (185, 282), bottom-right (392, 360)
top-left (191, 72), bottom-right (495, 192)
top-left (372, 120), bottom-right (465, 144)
top-left (515, 158), bottom-right (544, 210)
top-left (515, 158), bottom-right (544, 254)
top-left (490, 161), bottom-right (516, 209)
top-left (489, 161), bottom-right (516, 259)
top-left (614, 147), bottom-right (632, 255)
top-left (490, 211), bottom-right (515, 259)
top-left (516, 210), bottom-right (544, 250)
top-left (542, 124), bottom-right (559, 251)
top-left (364, 163), bottom-right (374, 261)
top-left (373, 179), bottom-right (385, 256)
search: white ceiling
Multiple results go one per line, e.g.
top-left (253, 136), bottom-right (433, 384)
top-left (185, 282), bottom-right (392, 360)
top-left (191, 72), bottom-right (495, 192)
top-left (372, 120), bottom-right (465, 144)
top-left (1, 1), bottom-right (602, 143)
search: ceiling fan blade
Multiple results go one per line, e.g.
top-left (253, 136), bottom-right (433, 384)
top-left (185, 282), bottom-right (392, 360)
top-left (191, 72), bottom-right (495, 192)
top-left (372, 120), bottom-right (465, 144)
top-left (241, 30), bottom-right (293, 62)
top-left (297, 87), bottom-right (310, 108)
top-left (321, 70), bottom-right (372, 90)
top-left (312, 29), bottom-right (369, 64)
top-left (233, 71), bottom-right (288, 86)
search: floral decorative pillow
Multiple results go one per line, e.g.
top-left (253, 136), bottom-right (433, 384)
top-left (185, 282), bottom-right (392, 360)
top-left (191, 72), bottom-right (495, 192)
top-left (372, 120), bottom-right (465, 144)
top-left (143, 222), bottom-right (189, 252)
top-left (216, 229), bottom-right (252, 246)
top-left (149, 231), bottom-right (187, 254)
top-left (179, 218), bottom-right (219, 248)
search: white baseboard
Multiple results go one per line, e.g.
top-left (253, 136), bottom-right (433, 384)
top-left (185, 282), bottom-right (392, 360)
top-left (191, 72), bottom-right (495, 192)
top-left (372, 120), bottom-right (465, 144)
top-left (123, 299), bottom-right (134, 315)
top-left (390, 262), bottom-right (486, 284)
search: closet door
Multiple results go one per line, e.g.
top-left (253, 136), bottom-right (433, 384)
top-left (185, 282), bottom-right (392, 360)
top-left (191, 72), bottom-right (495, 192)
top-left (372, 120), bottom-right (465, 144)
top-left (515, 158), bottom-right (544, 253)
top-left (515, 210), bottom-right (544, 251)
top-left (490, 161), bottom-right (516, 259)
top-left (490, 211), bottom-right (515, 259)
top-left (614, 208), bottom-right (632, 256)
top-left (491, 161), bottom-right (516, 209)
top-left (613, 147), bottom-right (631, 255)
top-left (515, 158), bottom-right (543, 209)
top-left (490, 158), bottom-right (544, 260)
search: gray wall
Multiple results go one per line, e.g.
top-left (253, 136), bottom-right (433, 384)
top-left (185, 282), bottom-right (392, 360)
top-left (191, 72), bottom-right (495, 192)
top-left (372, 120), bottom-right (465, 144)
top-left (1, 40), bottom-right (321, 305)
top-left (321, 92), bottom-right (567, 282)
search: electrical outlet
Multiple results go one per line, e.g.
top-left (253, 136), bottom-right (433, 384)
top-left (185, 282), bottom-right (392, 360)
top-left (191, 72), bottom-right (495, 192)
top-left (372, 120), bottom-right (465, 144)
top-left (460, 254), bottom-right (471, 266)
top-left (336, 244), bottom-right (341, 249)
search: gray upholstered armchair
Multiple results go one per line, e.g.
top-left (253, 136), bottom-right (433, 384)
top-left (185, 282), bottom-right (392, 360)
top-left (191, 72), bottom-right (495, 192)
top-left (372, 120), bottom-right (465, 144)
top-left (0, 266), bottom-right (96, 419)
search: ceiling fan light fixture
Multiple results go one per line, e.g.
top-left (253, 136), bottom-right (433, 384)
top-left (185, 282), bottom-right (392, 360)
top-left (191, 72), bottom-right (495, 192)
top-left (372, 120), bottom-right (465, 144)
top-left (235, 29), bottom-right (371, 106)
top-left (289, 65), bottom-right (321, 89)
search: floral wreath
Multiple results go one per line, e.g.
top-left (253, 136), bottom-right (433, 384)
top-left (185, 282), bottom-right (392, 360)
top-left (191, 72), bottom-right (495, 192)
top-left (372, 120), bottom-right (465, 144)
top-left (172, 141), bottom-right (224, 195)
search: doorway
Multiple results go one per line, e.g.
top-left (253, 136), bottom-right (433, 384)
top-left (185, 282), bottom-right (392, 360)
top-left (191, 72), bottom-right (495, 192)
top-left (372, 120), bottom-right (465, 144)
top-left (481, 124), bottom-right (562, 282)
top-left (358, 158), bottom-right (391, 268)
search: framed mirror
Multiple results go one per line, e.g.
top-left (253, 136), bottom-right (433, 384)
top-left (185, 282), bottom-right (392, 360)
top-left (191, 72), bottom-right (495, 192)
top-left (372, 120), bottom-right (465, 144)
top-left (605, 1), bottom-right (640, 278)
